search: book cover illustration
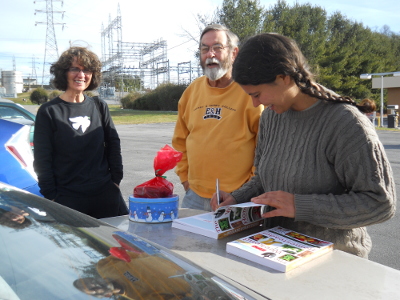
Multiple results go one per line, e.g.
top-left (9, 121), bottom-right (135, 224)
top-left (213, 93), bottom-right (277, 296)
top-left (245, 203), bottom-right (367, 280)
top-left (172, 203), bottom-right (264, 239)
top-left (213, 203), bottom-right (263, 234)
top-left (226, 226), bottom-right (333, 272)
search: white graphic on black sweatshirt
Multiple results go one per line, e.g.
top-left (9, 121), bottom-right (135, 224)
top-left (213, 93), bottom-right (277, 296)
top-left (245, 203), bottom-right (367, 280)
top-left (69, 116), bottom-right (91, 133)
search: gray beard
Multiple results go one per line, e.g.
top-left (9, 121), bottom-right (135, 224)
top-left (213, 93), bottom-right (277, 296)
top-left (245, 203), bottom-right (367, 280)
top-left (202, 57), bottom-right (230, 81)
top-left (204, 66), bottom-right (228, 81)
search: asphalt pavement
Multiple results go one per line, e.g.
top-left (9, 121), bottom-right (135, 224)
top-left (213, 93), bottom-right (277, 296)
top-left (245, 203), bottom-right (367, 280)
top-left (24, 105), bottom-right (400, 270)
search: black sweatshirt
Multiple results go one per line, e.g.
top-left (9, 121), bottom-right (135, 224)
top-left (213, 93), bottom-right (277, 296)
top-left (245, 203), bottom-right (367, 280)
top-left (33, 96), bottom-right (123, 199)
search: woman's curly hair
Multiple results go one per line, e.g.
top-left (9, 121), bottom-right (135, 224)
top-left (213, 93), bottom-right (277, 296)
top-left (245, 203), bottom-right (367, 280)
top-left (50, 46), bottom-right (102, 91)
top-left (233, 33), bottom-right (375, 114)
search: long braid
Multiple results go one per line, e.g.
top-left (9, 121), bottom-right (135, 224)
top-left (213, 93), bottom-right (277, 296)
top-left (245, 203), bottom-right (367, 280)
top-left (291, 69), bottom-right (375, 113)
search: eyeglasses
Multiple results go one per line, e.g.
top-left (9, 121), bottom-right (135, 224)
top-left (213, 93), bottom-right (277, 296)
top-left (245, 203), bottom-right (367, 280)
top-left (199, 44), bottom-right (229, 54)
top-left (68, 67), bottom-right (92, 75)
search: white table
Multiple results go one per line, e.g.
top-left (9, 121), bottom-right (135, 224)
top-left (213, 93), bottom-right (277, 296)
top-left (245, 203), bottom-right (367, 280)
top-left (101, 209), bottom-right (400, 300)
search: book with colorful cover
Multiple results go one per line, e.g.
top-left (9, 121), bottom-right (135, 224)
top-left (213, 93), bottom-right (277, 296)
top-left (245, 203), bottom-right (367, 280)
top-left (171, 203), bottom-right (264, 239)
top-left (226, 226), bottom-right (334, 272)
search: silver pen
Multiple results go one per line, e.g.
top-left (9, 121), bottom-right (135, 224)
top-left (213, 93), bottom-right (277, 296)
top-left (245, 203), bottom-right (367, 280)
top-left (216, 178), bottom-right (220, 205)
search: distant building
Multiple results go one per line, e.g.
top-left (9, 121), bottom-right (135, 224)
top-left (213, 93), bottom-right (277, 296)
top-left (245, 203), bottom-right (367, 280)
top-left (23, 78), bottom-right (38, 86)
top-left (0, 86), bottom-right (6, 96)
top-left (372, 76), bottom-right (400, 115)
top-left (1, 70), bottom-right (23, 97)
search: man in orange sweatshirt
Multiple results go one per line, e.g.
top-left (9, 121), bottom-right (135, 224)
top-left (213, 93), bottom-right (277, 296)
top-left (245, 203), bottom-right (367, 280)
top-left (172, 24), bottom-right (263, 211)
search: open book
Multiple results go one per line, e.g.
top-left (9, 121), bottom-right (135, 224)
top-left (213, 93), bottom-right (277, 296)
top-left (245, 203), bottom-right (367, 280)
top-left (171, 203), bottom-right (264, 239)
top-left (226, 226), bottom-right (334, 272)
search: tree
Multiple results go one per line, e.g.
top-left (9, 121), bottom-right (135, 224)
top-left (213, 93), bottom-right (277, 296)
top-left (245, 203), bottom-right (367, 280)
top-left (126, 83), bottom-right (187, 111)
top-left (184, 0), bottom-right (264, 61)
top-left (318, 13), bottom-right (371, 98)
top-left (261, 1), bottom-right (399, 100)
top-left (217, 0), bottom-right (264, 42)
top-left (49, 90), bottom-right (62, 100)
top-left (197, 0), bottom-right (400, 102)
top-left (265, 1), bottom-right (328, 64)
top-left (30, 87), bottom-right (48, 105)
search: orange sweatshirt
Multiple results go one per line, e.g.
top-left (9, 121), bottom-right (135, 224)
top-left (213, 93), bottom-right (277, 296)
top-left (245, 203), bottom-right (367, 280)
top-left (172, 76), bottom-right (263, 198)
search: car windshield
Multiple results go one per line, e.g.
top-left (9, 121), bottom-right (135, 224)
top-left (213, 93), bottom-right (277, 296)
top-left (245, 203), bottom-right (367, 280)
top-left (0, 183), bottom-right (263, 300)
top-left (0, 106), bottom-right (33, 123)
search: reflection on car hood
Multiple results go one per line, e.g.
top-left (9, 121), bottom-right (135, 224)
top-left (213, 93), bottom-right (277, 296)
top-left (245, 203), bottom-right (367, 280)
top-left (2, 118), bottom-right (34, 126)
top-left (0, 183), bottom-right (268, 300)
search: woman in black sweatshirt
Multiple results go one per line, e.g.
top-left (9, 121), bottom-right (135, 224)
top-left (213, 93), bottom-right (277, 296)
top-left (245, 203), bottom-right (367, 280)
top-left (33, 46), bottom-right (127, 218)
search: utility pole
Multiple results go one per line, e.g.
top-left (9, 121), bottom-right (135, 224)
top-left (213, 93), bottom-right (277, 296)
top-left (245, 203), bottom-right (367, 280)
top-left (35, 0), bottom-right (65, 87)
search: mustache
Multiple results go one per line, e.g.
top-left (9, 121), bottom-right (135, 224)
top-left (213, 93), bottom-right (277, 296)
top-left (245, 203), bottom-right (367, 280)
top-left (205, 58), bottom-right (221, 66)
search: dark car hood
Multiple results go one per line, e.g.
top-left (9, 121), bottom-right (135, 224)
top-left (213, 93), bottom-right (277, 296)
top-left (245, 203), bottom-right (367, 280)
top-left (0, 183), bottom-right (267, 300)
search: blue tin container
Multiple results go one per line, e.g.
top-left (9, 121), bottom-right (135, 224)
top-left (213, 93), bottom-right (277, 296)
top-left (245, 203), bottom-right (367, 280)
top-left (128, 194), bottom-right (179, 223)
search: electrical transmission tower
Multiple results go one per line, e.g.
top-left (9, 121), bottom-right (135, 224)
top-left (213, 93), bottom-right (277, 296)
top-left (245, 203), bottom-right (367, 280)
top-left (35, 0), bottom-right (65, 86)
top-left (101, 4), bottom-right (170, 92)
top-left (101, 4), bottom-right (123, 92)
top-left (32, 56), bottom-right (38, 82)
top-left (29, 55), bottom-right (38, 89)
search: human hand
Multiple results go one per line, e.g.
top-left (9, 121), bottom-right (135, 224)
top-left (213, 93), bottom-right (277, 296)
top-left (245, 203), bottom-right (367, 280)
top-left (182, 181), bottom-right (189, 191)
top-left (251, 191), bottom-right (295, 218)
top-left (210, 190), bottom-right (237, 211)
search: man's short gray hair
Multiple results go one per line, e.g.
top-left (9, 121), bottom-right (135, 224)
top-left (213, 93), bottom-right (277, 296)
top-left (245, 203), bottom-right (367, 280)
top-left (200, 24), bottom-right (239, 48)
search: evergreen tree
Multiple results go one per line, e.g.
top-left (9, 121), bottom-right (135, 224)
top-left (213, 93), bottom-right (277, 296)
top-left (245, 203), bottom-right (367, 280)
top-left (218, 0), bottom-right (264, 42)
top-left (263, 1), bottom-right (328, 72)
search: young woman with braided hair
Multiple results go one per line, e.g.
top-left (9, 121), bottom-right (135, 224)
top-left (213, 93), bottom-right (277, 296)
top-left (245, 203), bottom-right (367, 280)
top-left (211, 33), bottom-right (396, 258)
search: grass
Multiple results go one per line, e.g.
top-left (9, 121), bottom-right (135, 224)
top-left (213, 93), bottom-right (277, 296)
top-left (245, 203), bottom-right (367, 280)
top-left (6, 92), bottom-right (33, 104)
top-left (108, 105), bottom-right (178, 124)
top-left (4, 94), bottom-right (177, 124)
top-left (374, 127), bottom-right (400, 132)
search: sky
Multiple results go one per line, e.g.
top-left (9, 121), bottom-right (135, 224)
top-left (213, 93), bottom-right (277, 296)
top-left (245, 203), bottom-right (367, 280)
top-left (0, 0), bottom-right (399, 85)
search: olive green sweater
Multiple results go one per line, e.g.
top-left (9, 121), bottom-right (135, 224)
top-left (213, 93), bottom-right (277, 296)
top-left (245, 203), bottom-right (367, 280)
top-left (232, 100), bottom-right (396, 257)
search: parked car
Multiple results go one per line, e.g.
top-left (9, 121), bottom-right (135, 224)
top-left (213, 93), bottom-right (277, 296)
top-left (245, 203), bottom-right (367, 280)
top-left (0, 119), bottom-right (42, 196)
top-left (0, 98), bottom-right (35, 148)
top-left (0, 182), bottom-right (267, 300)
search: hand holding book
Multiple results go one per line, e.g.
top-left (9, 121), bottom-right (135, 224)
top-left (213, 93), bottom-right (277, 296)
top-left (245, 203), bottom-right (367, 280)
top-left (251, 191), bottom-right (296, 218)
top-left (212, 187), bottom-right (296, 219)
top-left (211, 177), bottom-right (295, 219)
